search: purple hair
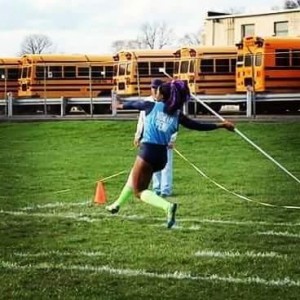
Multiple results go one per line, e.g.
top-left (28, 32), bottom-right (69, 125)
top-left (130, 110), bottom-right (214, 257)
top-left (158, 80), bottom-right (190, 115)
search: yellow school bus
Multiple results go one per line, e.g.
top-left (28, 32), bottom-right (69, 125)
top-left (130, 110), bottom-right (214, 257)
top-left (236, 36), bottom-right (300, 93)
top-left (0, 57), bottom-right (19, 99)
top-left (173, 46), bottom-right (237, 112)
top-left (18, 54), bottom-right (114, 99)
top-left (173, 46), bottom-right (237, 94)
top-left (113, 49), bottom-right (175, 97)
top-left (236, 36), bottom-right (300, 112)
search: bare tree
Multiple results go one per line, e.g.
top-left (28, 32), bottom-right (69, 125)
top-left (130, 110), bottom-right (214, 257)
top-left (178, 30), bottom-right (202, 46)
top-left (111, 21), bottom-right (174, 51)
top-left (111, 39), bottom-right (142, 53)
top-left (284, 0), bottom-right (300, 8)
top-left (19, 34), bottom-right (54, 55)
top-left (138, 22), bottom-right (174, 49)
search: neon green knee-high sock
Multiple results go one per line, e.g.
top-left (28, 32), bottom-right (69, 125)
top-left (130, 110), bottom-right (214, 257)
top-left (113, 185), bottom-right (133, 207)
top-left (140, 190), bottom-right (170, 212)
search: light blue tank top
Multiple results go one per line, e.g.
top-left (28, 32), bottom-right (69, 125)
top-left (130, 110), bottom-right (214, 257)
top-left (141, 102), bottom-right (179, 145)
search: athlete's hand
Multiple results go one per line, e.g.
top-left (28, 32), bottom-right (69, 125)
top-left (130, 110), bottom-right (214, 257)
top-left (112, 97), bottom-right (123, 110)
top-left (133, 138), bottom-right (140, 148)
top-left (221, 120), bottom-right (235, 131)
top-left (168, 142), bottom-right (175, 149)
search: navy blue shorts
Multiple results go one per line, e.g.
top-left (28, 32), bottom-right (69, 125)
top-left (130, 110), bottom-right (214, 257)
top-left (138, 143), bottom-right (167, 172)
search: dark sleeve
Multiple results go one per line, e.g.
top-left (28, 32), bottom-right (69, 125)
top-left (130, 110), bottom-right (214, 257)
top-left (123, 100), bottom-right (155, 112)
top-left (179, 112), bottom-right (218, 131)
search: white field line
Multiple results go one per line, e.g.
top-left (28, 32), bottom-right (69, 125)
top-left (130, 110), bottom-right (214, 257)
top-left (16, 201), bottom-right (300, 227)
top-left (12, 249), bottom-right (287, 260)
top-left (195, 250), bottom-right (287, 259)
top-left (13, 250), bottom-right (104, 257)
top-left (20, 201), bottom-right (90, 211)
top-left (0, 210), bottom-right (96, 223)
top-left (15, 201), bottom-right (300, 227)
top-left (186, 225), bottom-right (202, 230)
top-left (151, 224), bottom-right (201, 230)
top-left (176, 218), bottom-right (300, 227)
top-left (258, 231), bottom-right (300, 239)
top-left (0, 261), bottom-right (299, 287)
top-left (153, 225), bottom-right (300, 239)
top-left (1, 209), bottom-right (300, 228)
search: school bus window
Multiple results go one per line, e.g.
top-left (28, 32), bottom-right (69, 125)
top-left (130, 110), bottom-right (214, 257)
top-left (92, 66), bottom-right (103, 78)
top-left (275, 49), bottom-right (289, 66)
top-left (118, 63), bottom-right (126, 76)
top-left (189, 60), bottom-right (195, 73)
top-left (22, 67), bottom-right (28, 79)
top-left (255, 53), bottom-right (262, 67)
top-left (151, 62), bottom-right (163, 75)
top-left (216, 59), bottom-right (230, 73)
top-left (36, 66), bottom-right (44, 78)
top-left (21, 67), bottom-right (31, 79)
top-left (126, 63), bottom-right (131, 76)
top-left (200, 59), bottom-right (214, 73)
top-left (292, 50), bottom-right (300, 66)
top-left (180, 61), bottom-right (189, 73)
top-left (27, 67), bottom-right (31, 78)
top-left (165, 62), bottom-right (173, 75)
top-left (245, 54), bottom-right (252, 67)
top-left (7, 68), bottom-right (18, 80)
top-left (78, 67), bottom-right (89, 77)
top-left (0, 69), bottom-right (4, 79)
top-left (106, 66), bottom-right (114, 77)
top-left (174, 61), bottom-right (179, 73)
top-left (49, 66), bottom-right (62, 78)
top-left (236, 55), bottom-right (243, 67)
top-left (64, 66), bottom-right (76, 78)
top-left (113, 65), bottom-right (118, 76)
top-left (138, 62), bottom-right (149, 75)
top-left (231, 59), bottom-right (236, 72)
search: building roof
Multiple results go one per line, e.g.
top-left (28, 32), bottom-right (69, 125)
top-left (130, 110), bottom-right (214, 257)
top-left (206, 8), bottom-right (300, 20)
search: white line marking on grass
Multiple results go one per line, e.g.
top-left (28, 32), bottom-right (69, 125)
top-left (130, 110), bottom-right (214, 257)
top-left (0, 261), bottom-right (299, 287)
top-left (15, 201), bottom-right (300, 227)
top-left (151, 224), bottom-right (199, 230)
top-left (195, 250), bottom-right (287, 259)
top-left (95, 213), bottom-right (300, 227)
top-left (1, 208), bottom-right (300, 229)
top-left (20, 201), bottom-right (90, 211)
top-left (0, 210), bottom-right (97, 223)
top-left (187, 225), bottom-right (202, 230)
top-left (177, 218), bottom-right (300, 227)
top-left (13, 250), bottom-right (104, 257)
top-left (258, 231), bottom-right (300, 239)
top-left (92, 213), bottom-right (300, 227)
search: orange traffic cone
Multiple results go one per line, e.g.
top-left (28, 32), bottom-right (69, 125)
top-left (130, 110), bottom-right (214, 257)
top-left (94, 181), bottom-right (107, 204)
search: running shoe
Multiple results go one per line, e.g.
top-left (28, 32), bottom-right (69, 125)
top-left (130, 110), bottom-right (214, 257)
top-left (105, 204), bottom-right (120, 214)
top-left (167, 203), bottom-right (177, 229)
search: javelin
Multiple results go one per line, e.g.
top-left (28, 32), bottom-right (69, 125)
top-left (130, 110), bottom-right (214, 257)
top-left (99, 170), bottom-right (127, 182)
top-left (159, 68), bottom-right (300, 184)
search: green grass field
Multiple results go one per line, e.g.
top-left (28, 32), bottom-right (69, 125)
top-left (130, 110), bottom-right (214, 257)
top-left (0, 120), bottom-right (299, 300)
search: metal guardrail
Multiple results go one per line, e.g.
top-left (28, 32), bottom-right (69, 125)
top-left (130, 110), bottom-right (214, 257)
top-left (0, 97), bottom-right (111, 106)
top-left (188, 93), bottom-right (300, 103)
top-left (0, 95), bottom-right (144, 117)
top-left (252, 93), bottom-right (300, 102)
top-left (0, 92), bottom-right (300, 117)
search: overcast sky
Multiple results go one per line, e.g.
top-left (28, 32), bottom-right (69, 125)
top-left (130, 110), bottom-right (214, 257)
top-left (0, 0), bottom-right (285, 56)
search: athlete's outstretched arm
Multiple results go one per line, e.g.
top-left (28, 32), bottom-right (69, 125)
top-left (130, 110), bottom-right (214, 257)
top-left (112, 99), bottom-right (154, 111)
top-left (179, 112), bottom-right (235, 131)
